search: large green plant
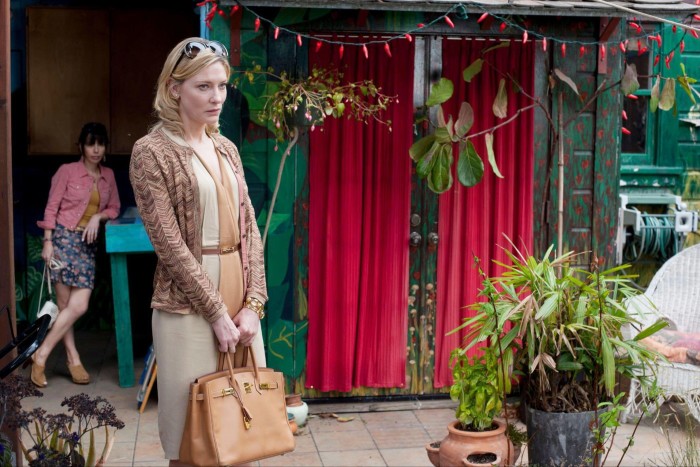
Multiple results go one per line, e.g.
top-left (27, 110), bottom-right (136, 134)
top-left (455, 246), bottom-right (666, 414)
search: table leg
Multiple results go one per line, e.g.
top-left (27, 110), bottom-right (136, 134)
top-left (110, 253), bottom-right (135, 387)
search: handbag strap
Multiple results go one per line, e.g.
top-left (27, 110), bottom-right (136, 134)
top-left (38, 262), bottom-right (53, 310)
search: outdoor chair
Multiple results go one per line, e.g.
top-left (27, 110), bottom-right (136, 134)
top-left (622, 243), bottom-right (700, 423)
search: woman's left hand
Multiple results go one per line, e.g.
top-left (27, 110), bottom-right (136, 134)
top-left (82, 216), bottom-right (101, 244)
top-left (233, 308), bottom-right (260, 346)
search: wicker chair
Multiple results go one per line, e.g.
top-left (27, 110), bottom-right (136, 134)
top-left (622, 243), bottom-right (700, 423)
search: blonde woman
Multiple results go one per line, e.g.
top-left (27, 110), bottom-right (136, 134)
top-left (129, 38), bottom-right (267, 464)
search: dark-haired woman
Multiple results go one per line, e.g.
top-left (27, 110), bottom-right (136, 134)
top-left (32, 122), bottom-right (121, 388)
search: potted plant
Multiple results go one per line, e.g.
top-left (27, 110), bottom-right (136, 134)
top-left (426, 339), bottom-right (514, 466)
top-left (456, 246), bottom-right (665, 466)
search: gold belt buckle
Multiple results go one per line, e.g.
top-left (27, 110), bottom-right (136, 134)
top-left (220, 246), bottom-right (235, 254)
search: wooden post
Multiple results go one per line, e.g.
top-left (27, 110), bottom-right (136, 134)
top-left (557, 92), bottom-right (564, 259)
top-left (0, 0), bottom-right (19, 463)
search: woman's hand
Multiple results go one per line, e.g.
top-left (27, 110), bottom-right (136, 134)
top-left (211, 313), bottom-right (241, 353)
top-left (233, 308), bottom-right (259, 347)
top-left (41, 241), bottom-right (53, 263)
top-left (82, 216), bottom-right (102, 244)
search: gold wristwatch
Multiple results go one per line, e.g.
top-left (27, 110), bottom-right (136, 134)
top-left (244, 296), bottom-right (266, 320)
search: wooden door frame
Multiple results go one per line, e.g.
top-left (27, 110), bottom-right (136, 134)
top-left (0, 0), bottom-right (19, 462)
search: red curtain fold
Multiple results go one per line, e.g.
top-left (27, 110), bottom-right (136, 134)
top-left (433, 39), bottom-right (535, 388)
top-left (306, 39), bottom-right (415, 392)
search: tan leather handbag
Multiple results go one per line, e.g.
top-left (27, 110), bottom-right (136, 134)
top-left (179, 348), bottom-right (295, 466)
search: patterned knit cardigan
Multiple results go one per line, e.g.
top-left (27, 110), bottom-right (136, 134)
top-left (129, 127), bottom-right (267, 323)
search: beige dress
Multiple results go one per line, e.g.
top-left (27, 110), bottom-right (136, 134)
top-left (152, 153), bottom-right (266, 460)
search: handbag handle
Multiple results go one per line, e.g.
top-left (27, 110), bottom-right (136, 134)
top-left (38, 262), bottom-right (53, 311)
top-left (217, 346), bottom-right (261, 387)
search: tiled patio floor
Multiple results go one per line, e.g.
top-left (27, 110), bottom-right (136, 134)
top-left (17, 330), bottom-right (700, 466)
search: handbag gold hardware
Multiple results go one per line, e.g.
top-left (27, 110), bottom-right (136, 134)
top-left (243, 382), bottom-right (252, 394)
top-left (260, 382), bottom-right (278, 390)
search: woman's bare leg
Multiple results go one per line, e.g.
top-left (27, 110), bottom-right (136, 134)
top-left (33, 285), bottom-right (91, 367)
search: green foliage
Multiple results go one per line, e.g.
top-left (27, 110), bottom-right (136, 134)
top-left (449, 346), bottom-right (503, 431)
top-left (233, 65), bottom-right (396, 143)
top-left (455, 246), bottom-right (665, 414)
top-left (621, 64), bottom-right (640, 96)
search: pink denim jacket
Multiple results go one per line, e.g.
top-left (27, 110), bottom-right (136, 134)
top-left (37, 161), bottom-right (121, 230)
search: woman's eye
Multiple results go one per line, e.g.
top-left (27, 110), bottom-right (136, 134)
top-left (198, 84), bottom-right (209, 90)
top-left (218, 84), bottom-right (227, 90)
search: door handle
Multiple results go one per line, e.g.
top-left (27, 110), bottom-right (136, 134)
top-left (410, 231), bottom-right (422, 246)
top-left (428, 232), bottom-right (438, 246)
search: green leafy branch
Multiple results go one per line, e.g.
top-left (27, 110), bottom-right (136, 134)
top-left (411, 41), bottom-right (695, 196)
top-left (234, 65), bottom-right (396, 143)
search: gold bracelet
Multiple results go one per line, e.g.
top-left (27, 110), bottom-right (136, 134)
top-left (244, 297), bottom-right (265, 320)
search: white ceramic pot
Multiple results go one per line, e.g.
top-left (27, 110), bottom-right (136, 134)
top-left (286, 401), bottom-right (309, 427)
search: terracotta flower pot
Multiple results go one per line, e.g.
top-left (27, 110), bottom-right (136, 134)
top-left (438, 420), bottom-right (513, 467)
top-left (426, 441), bottom-right (441, 466)
top-left (285, 393), bottom-right (303, 407)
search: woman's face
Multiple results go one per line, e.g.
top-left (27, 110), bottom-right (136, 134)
top-left (176, 61), bottom-right (228, 130)
top-left (81, 141), bottom-right (105, 165)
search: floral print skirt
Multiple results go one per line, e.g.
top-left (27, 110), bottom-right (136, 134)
top-left (50, 224), bottom-right (97, 289)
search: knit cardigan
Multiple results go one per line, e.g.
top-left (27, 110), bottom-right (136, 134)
top-left (129, 127), bottom-right (267, 323)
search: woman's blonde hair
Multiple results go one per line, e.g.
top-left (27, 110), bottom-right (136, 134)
top-left (152, 37), bottom-right (231, 136)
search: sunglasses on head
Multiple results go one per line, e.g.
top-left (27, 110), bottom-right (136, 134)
top-left (172, 40), bottom-right (229, 73)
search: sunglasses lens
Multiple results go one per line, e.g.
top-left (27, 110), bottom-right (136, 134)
top-left (208, 41), bottom-right (229, 58)
top-left (184, 41), bottom-right (208, 59)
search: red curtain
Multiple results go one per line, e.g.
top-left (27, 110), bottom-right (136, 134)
top-left (433, 39), bottom-right (535, 387)
top-left (306, 39), bottom-right (415, 392)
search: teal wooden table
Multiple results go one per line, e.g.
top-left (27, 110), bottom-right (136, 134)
top-left (105, 208), bottom-right (153, 387)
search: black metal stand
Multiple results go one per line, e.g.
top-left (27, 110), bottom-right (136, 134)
top-left (0, 305), bottom-right (50, 379)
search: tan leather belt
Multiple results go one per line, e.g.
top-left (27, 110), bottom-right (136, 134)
top-left (202, 244), bottom-right (241, 255)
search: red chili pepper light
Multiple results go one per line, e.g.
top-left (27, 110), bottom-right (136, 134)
top-left (681, 40), bottom-right (686, 53)
top-left (600, 44), bottom-right (606, 58)
top-left (638, 47), bottom-right (648, 56)
top-left (673, 25), bottom-right (678, 32)
top-left (274, 27), bottom-right (280, 40)
top-left (444, 16), bottom-right (455, 28)
top-left (478, 13), bottom-right (489, 23)
top-left (629, 22), bottom-right (641, 33)
top-left (499, 22), bottom-right (507, 32)
top-left (692, 29), bottom-right (700, 39)
top-left (543, 38), bottom-right (547, 51)
top-left (315, 41), bottom-right (323, 53)
top-left (561, 43), bottom-right (566, 57)
top-left (637, 39), bottom-right (642, 51)
top-left (666, 56), bottom-right (672, 69)
top-left (522, 31), bottom-right (528, 44)
top-left (362, 44), bottom-right (369, 59)
top-left (619, 41), bottom-right (626, 52)
top-left (622, 127), bottom-right (631, 135)
top-left (627, 94), bottom-right (639, 100)
top-left (579, 46), bottom-right (585, 57)
top-left (384, 43), bottom-right (392, 58)
top-left (622, 110), bottom-right (628, 120)
top-left (254, 17), bottom-right (261, 32)
top-left (339, 44), bottom-right (344, 59)
top-left (405, 33), bottom-right (412, 42)
top-left (417, 23), bottom-right (425, 28)
top-left (231, 5), bottom-right (239, 15)
top-left (694, 14), bottom-right (700, 21)
top-left (296, 34), bottom-right (302, 47)
top-left (654, 55), bottom-right (660, 67)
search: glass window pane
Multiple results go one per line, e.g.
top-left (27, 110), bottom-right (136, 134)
top-left (622, 96), bottom-right (649, 154)
top-left (625, 43), bottom-right (651, 88)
